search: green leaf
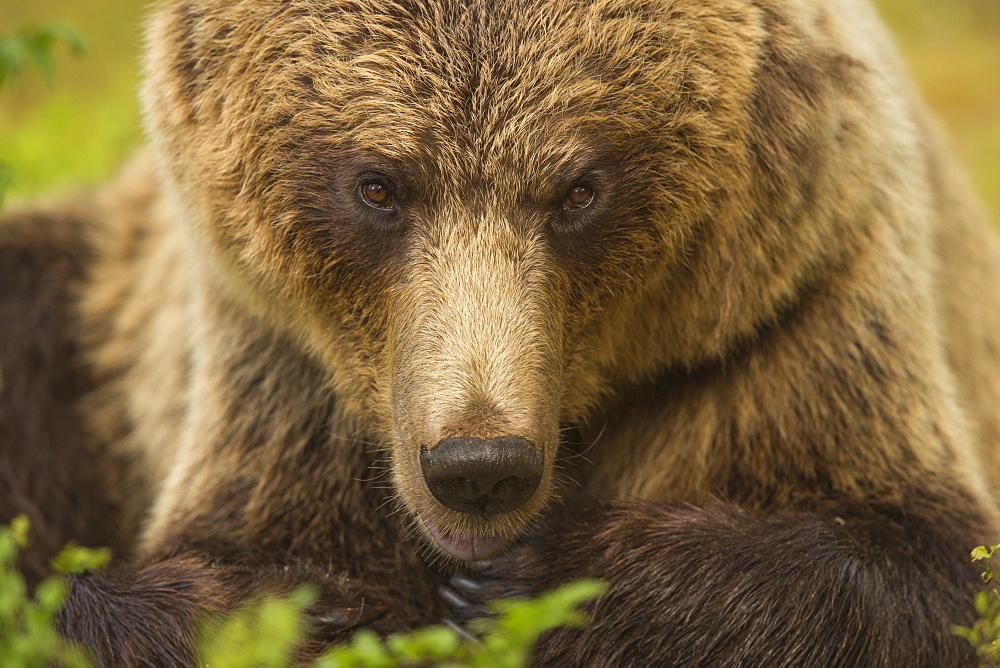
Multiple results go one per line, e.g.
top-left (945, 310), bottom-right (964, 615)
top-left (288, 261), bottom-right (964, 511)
top-left (386, 624), bottom-right (463, 661)
top-left (51, 545), bottom-right (111, 575)
top-left (0, 22), bottom-right (86, 89)
top-left (34, 578), bottom-right (68, 614)
top-left (350, 629), bottom-right (394, 666)
top-left (972, 546), bottom-right (993, 562)
top-left (37, 22), bottom-right (87, 57)
top-left (9, 515), bottom-right (30, 548)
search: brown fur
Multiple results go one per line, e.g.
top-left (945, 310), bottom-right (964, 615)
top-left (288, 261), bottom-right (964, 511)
top-left (2, 0), bottom-right (1000, 664)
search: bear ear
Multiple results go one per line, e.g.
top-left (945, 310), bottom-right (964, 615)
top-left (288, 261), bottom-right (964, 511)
top-left (142, 0), bottom-right (238, 130)
top-left (746, 15), bottom-right (867, 196)
top-left (143, 1), bottom-right (201, 128)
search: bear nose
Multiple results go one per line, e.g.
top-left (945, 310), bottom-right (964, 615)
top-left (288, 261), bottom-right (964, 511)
top-left (420, 436), bottom-right (543, 515)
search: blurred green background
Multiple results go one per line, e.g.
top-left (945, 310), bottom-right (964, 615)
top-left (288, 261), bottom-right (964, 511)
top-left (1, 0), bottom-right (998, 223)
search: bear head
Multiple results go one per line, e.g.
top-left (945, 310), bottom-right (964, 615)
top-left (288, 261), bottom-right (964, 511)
top-left (143, 0), bottom-right (899, 560)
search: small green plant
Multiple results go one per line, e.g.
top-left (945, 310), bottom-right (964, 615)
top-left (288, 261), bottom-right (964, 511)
top-left (954, 544), bottom-right (1000, 665)
top-left (0, 23), bottom-right (85, 89)
top-left (199, 578), bottom-right (606, 667)
top-left (318, 579), bottom-right (606, 667)
top-left (0, 515), bottom-right (108, 668)
top-left (199, 586), bottom-right (320, 668)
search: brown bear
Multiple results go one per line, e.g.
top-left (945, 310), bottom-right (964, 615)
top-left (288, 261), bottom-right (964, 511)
top-left (2, 0), bottom-right (1000, 664)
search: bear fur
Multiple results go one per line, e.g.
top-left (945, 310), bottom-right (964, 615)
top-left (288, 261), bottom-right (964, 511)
top-left (2, 0), bottom-right (1000, 664)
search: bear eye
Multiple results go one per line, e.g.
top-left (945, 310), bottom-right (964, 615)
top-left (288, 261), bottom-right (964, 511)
top-left (359, 178), bottom-right (396, 210)
top-left (561, 184), bottom-right (594, 211)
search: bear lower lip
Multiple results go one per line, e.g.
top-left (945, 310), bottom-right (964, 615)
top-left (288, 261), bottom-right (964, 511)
top-left (424, 522), bottom-right (509, 562)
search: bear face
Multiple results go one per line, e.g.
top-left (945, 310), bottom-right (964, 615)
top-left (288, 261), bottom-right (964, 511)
top-left (142, 0), bottom-right (914, 560)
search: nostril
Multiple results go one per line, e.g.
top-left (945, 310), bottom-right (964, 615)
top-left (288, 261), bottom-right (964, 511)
top-left (420, 435), bottom-right (543, 515)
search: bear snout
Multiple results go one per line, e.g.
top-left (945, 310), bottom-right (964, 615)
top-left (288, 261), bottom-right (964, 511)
top-left (420, 435), bottom-right (543, 515)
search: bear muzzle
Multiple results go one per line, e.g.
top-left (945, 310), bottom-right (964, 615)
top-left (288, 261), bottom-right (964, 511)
top-left (418, 435), bottom-right (544, 561)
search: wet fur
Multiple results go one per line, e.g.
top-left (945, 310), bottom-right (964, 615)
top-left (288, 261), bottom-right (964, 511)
top-left (2, 0), bottom-right (1000, 665)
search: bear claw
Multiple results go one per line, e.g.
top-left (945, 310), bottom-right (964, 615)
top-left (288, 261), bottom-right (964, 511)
top-left (438, 584), bottom-right (477, 610)
top-left (450, 574), bottom-right (484, 593)
top-left (313, 605), bottom-right (387, 630)
top-left (441, 617), bottom-right (481, 643)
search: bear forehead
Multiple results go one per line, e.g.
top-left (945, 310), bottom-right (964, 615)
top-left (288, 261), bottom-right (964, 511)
top-left (170, 0), bottom-right (756, 179)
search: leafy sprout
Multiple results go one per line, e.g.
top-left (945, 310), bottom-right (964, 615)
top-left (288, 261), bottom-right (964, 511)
top-left (954, 544), bottom-right (1000, 664)
top-left (0, 516), bottom-right (103, 668)
top-left (0, 22), bottom-right (85, 89)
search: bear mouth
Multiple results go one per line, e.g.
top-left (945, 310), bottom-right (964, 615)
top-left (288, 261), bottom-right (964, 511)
top-left (423, 520), bottom-right (511, 562)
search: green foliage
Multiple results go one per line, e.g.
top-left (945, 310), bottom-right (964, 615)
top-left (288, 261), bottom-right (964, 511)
top-left (199, 578), bottom-right (606, 667)
top-left (318, 579), bottom-right (606, 668)
top-left (199, 586), bottom-right (320, 668)
top-left (0, 22), bottom-right (85, 89)
top-left (0, 81), bottom-right (141, 205)
top-left (0, 515), bottom-right (106, 668)
top-left (954, 544), bottom-right (1000, 664)
top-left (0, 517), bottom-right (604, 667)
top-left (0, 21), bottom-right (86, 208)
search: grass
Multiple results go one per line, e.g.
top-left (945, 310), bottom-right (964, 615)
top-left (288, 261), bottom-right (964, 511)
top-left (0, 0), bottom-right (997, 224)
top-left (0, 0), bottom-right (144, 201)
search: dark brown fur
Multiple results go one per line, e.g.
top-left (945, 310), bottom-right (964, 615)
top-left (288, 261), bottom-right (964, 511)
top-left (463, 497), bottom-right (989, 666)
top-left (0, 205), bottom-right (128, 584)
top-left (2, 0), bottom-right (999, 665)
